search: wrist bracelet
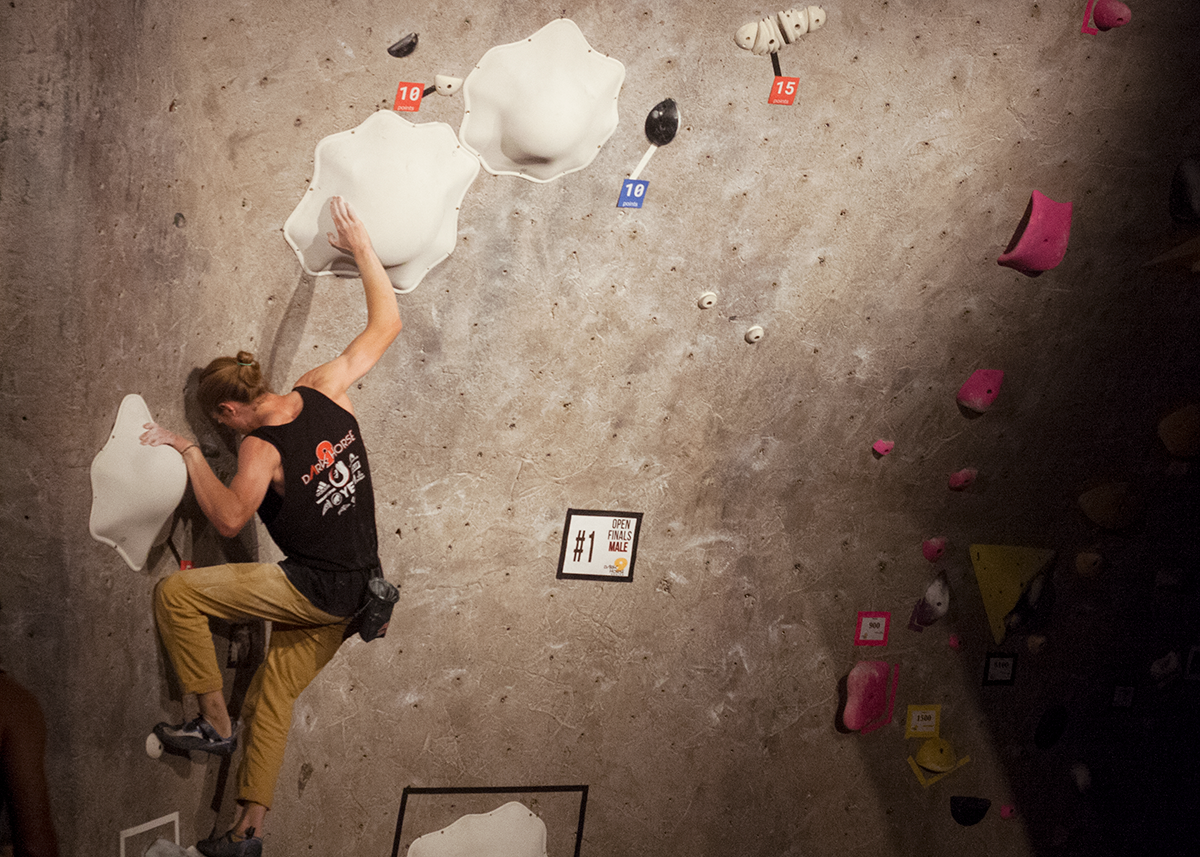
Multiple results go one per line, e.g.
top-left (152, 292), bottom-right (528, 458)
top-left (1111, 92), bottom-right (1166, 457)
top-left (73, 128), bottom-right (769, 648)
top-left (180, 444), bottom-right (198, 456)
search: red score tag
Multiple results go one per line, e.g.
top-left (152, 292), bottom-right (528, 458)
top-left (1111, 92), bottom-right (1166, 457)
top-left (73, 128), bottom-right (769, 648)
top-left (855, 611), bottom-right (891, 646)
top-left (768, 76), bottom-right (800, 106)
top-left (394, 82), bottom-right (424, 112)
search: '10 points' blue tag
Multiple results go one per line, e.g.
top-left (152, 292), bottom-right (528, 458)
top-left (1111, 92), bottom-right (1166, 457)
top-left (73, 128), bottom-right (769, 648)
top-left (617, 179), bottom-right (648, 208)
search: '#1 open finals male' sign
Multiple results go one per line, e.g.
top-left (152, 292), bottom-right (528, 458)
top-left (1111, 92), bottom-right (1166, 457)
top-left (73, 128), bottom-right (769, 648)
top-left (556, 509), bottom-right (644, 582)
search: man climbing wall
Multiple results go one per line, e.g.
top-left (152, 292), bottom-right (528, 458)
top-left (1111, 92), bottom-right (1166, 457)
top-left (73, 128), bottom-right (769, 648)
top-left (140, 197), bottom-right (401, 857)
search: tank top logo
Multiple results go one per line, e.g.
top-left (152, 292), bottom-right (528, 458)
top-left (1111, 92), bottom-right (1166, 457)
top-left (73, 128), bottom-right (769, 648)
top-left (314, 452), bottom-right (365, 516)
top-left (301, 428), bottom-right (357, 485)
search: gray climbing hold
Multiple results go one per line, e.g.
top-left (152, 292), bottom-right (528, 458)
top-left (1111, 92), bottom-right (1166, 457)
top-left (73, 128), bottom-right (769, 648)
top-left (388, 33), bottom-right (418, 58)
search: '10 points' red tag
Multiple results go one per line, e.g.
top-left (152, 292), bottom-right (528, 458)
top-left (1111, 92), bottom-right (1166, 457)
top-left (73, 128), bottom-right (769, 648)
top-left (394, 82), bottom-right (424, 112)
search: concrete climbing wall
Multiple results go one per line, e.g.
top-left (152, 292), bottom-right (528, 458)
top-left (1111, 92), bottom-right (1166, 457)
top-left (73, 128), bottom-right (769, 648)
top-left (2, 0), bottom-right (1198, 854)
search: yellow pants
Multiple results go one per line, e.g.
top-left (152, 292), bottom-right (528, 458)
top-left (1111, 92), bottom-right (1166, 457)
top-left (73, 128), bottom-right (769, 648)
top-left (154, 563), bottom-right (347, 809)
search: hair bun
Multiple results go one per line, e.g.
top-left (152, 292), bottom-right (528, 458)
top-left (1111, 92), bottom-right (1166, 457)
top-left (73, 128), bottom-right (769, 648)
top-left (236, 350), bottom-right (257, 367)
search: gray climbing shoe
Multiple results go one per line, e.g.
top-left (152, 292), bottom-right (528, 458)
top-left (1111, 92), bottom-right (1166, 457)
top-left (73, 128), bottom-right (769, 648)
top-left (153, 716), bottom-right (237, 756)
top-left (197, 827), bottom-right (262, 857)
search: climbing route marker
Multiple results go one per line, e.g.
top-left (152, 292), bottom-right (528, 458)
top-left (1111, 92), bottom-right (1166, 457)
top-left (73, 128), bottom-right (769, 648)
top-left (394, 82), bottom-right (425, 112)
top-left (769, 76), bottom-right (800, 105)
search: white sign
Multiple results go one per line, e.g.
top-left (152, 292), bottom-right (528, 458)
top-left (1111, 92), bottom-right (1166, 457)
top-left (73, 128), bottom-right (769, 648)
top-left (556, 509), bottom-right (643, 581)
top-left (905, 704), bottom-right (941, 738)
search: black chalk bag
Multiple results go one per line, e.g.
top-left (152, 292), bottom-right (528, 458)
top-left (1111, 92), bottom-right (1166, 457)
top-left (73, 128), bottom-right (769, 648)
top-left (357, 576), bottom-right (399, 642)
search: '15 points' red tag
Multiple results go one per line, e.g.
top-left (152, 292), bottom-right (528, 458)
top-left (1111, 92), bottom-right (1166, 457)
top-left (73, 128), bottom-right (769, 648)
top-left (768, 76), bottom-right (800, 106)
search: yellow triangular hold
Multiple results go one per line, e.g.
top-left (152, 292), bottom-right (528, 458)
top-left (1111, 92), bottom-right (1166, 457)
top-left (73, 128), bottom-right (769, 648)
top-left (970, 545), bottom-right (1056, 644)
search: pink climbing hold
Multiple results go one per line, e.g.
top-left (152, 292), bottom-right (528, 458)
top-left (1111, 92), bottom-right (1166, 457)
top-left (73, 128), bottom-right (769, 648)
top-left (1093, 0), bottom-right (1131, 30)
top-left (948, 633), bottom-right (961, 650)
top-left (997, 190), bottom-right (1073, 276)
top-left (843, 661), bottom-right (897, 733)
top-left (872, 439), bottom-right (894, 456)
top-left (949, 468), bottom-right (978, 490)
top-left (957, 369), bottom-right (1004, 413)
top-left (923, 537), bottom-right (948, 562)
top-left (1000, 804), bottom-right (1017, 820)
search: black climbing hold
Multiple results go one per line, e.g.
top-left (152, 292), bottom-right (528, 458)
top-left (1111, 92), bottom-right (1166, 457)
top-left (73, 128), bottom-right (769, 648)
top-left (1034, 704), bottom-right (1068, 750)
top-left (173, 213), bottom-right (186, 228)
top-left (950, 796), bottom-right (991, 826)
top-left (1169, 157), bottom-right (1200, 224)
top-left (388, 33), bottom-right (418, 58)
top-left (644, 99), bottom-right (680, 148)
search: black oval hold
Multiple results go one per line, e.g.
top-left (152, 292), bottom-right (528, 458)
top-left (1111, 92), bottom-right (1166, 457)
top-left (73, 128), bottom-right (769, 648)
top-left (645, 98), bottom-right (680, 147)
top-left (1169, 157), bottom-right (1200, 224)
top-left (950, 796), bottom-right (991, 826)
top-left (1035, 704), bottom-right (1068, 750)
top-left (388, 32), bottom-right (418, 58)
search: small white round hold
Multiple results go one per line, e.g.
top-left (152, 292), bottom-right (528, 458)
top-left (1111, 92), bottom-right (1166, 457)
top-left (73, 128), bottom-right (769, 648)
top-left (146, 731), bottom-right (164, 759)
top-left (698, 292), bottom-right (717, 309)
top-left (745, 325), bottom-right (764, 344)
top-left (435, 74), bottom-right (462, 96)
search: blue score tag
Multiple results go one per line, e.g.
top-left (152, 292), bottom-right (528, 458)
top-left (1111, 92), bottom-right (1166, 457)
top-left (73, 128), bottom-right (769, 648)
top-left (617, 179), bottom-right (648, 208)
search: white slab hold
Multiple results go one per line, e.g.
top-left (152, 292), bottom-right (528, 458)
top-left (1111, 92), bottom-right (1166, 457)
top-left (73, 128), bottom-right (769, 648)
top-left (407, 801), bottom-right (547, 857)
top-left (459, 18), bottom-right (625, 183)
top-left (284, 110), bottom-right (480, 293)
top-left (89, 394), bottom-right (187, 571)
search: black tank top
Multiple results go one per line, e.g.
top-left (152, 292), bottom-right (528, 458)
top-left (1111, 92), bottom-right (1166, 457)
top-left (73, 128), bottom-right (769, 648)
top-left (250, 387), bottom-right (380, 616)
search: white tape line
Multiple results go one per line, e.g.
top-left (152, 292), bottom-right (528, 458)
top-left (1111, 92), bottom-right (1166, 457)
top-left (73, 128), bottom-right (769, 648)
top-left (119, 811), bottom-right (180, 857)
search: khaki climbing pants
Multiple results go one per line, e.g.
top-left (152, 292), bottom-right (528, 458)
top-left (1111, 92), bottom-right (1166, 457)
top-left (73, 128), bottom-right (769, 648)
top-left (154, 562), bottom-right (347, 809)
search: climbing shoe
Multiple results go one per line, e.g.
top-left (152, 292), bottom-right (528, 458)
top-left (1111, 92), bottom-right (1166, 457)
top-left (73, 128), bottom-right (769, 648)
top-left (197, 827), bottom-right (262, 857)
top-left (153, 716), bottom-right (237, 756)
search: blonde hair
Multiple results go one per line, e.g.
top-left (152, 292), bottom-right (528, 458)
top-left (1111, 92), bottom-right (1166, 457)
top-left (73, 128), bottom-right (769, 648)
top-left (197, 350), bottom-right (271, 418)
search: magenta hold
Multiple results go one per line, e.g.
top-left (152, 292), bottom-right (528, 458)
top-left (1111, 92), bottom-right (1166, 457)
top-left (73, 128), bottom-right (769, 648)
top-left (873, 439), bottom-right (894, 456)
top-left (1093, 0), bottom-right (1131, 30)
top-left (843, 661), bottom-right (891, 732)
top-left (949, 468), bottom-right (978, 490)
top-left (923, 537), bottom-right (948, 562)
top-left (997, 190), bottom-right (1073, 275)
top-left (957, 369), bottom-right (1004, 413)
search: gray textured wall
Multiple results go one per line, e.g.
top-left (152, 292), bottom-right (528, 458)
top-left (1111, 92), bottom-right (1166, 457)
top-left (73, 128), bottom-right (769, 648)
top-left (2, 0), bottom-right (1198, 855)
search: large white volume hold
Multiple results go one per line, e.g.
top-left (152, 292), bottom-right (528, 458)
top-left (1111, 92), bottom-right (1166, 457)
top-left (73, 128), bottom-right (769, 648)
top-left (89, 394), bottom-right (187, 571)
top-left (459, 19), bottom-right (625, 183)
top-left (407, 801), bottom-right (547, 857)
top-left (284, 110), bottom-right (480, 293)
